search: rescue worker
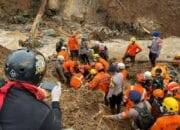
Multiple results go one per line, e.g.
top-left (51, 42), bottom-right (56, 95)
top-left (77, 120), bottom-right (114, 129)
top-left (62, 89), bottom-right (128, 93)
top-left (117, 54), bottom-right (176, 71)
top-left (55, 55), bottom-right (67, 83)
top-left (104, 90), bottom-right (153, 130)
top-left (151, 97), bottom-right (180, 130)
top-left (94, 54), bottom-right (109, 71)
top-left (143, 71), bottom-right (154, 98)
top-left (56, 38), bottom-right (65, 53)
top-left (0, 48), bottom-right (62, 130)
top-left (148, 31), bottom-right (163, 67)
top-left (68, 32), bottom-right (80, 59)
top-left (124, 73), bottom-right (148, 109)
top-left (167, 82), bottom-right (180, 99)
top-left (153, 68), bottom-right (164, 89)
top-left (78, 63), bottom-right (90, 77)
top-left (91, 41), bottom-right (100, 54)
top-left (143, 71), bottom-right (153, 90)
top-left (58, 46), bottom-right (69, 61)
top-left (117, 62), bottom-right (129, 80)
top-left (88, 63), bottom-right (111, 105)
top-left (107, 65), bottom-right (123, 114)
top-left (79, 38), bottom-right (89, 63)
top-left (151, 89), bottom-right (165, 120)
top-left (63, 59), bottom-right (77, 85)
top-left (123, 37), bottom-right (142, 66)
top-left (99, 43), bottom-right (109, 61)
top-left (70, 67), bottom-right (84, 90)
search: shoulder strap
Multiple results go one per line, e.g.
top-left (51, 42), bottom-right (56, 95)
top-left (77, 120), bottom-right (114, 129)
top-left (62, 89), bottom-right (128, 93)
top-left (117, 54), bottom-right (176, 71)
top-left (134, 102), bottom-right (148, 113)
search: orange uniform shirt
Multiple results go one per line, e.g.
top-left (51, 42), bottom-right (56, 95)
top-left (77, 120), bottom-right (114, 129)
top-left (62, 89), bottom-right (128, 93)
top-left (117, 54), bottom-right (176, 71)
top-left (151, 115), bottom-right (180, 130)
top-left (68, 36), bottom-right (79, 51)
top-left (58, 50), bottom-right (69, 61)
top-left (70, 73), bottom-right (84, 89)
top-left (98, 58), bottom-right (109, 71)
top-left (126, 43), bottom-right (142, 56)
top-left (88, 72), bottom-right (111, 94)
top-left (124, 85), bottom-right (147, 109)
top-left (63, 60), bottom-right (75, 74)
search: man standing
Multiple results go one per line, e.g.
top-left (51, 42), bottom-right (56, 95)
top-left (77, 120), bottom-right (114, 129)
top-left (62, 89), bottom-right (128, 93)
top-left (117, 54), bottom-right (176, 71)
top-left (68, 32), bottom-right (80, 59)
top-left (107, 65), bottom-right (123, 114)
top-left (148, 32), bottom-right (163, 67)
top-left (123, 37), bottom-right (142, 66)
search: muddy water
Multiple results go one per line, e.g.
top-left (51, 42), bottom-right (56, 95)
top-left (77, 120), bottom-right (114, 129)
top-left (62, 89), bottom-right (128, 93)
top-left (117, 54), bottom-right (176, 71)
top-left (0, 29), bottom-right (179, 61)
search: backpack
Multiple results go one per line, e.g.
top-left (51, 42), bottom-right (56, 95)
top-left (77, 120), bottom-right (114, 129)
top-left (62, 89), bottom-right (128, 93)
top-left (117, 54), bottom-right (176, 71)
top-left (134, 103), bottom-right (155, 130)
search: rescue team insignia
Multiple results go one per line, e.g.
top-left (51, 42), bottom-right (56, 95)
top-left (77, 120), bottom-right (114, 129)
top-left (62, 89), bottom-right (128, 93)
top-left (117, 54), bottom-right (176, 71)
top-left (35, 55), bottom-right (46, 74)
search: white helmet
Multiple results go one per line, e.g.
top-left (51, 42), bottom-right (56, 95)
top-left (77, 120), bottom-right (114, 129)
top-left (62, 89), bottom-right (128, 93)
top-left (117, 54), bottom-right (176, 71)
top-left (118, 63), bottom-right (125, 70)
top-left (144, 71), bottom-right (152, 80)
top-left (57, 55), bottom-right (64, 61)
top-left (61, 46), bottom-right (67, 50)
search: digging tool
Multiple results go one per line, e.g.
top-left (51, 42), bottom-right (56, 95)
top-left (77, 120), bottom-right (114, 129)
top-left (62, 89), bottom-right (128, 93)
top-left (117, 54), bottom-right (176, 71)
top-left (141, 26), bottom-right (151, 34)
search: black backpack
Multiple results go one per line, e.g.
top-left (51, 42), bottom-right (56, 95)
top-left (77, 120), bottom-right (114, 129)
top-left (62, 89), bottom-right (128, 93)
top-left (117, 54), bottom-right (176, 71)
top-left (134, 103), bottom-right (155, 130)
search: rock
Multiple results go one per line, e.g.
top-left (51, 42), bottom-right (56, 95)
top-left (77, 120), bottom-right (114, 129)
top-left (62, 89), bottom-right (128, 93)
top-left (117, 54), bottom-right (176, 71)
top-left (43, 29), bottom-right (56, 37)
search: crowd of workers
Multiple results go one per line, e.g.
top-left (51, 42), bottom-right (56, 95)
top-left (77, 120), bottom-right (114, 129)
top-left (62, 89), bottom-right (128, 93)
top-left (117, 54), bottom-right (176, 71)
top-left (0, 30), bottom-right (179, 130)
top-left (55, 31), bottom-right (179, 130)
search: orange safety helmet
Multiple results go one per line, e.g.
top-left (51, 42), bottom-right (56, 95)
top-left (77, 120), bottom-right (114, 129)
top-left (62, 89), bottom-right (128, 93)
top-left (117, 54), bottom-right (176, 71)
top-left (136, 73), bottom-right (145, 83)
top-left (167, 82), bottom-right (180, 92)
top-left (153, 89), bottom-right (164, 98)
top-left (95, 63), bottom-right (104, 71)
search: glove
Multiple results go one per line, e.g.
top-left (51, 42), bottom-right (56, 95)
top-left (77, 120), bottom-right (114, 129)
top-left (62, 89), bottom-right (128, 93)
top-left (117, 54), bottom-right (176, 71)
top-left (51, 82), bottom-right (62, 102)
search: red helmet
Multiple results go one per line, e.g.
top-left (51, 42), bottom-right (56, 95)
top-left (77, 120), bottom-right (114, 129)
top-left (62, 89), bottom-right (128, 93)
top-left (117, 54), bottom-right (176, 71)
top-left (136, 73), bottom-right (145, 83)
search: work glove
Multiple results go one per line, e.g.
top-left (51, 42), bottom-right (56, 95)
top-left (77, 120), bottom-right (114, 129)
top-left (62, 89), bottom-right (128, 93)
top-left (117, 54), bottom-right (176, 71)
top-left (51, 82), bottom-right (62, 102)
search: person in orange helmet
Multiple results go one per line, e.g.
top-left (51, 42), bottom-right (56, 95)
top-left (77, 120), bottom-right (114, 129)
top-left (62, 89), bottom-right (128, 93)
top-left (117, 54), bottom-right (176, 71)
top-left (67, 32), bottom-right (80, 59)
top-left (88, 63), bottom-right (111, 105)
top-left (123, 37), bottom-right (142, 66)
top-left (151, 97), bottom-right (180, 130)
top-left (124, 73), bottom-right (147, 109)
top-left (58, 46), bottom-right (69, 61)
top-left (151, 89), bottom-right (165, 120)
top-left (94, 54), bottom-right (109, 71)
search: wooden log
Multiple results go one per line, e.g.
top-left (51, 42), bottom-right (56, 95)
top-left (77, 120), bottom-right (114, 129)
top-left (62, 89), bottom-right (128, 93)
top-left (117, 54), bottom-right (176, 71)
top-left (30, 0), bottom-right (48, 47)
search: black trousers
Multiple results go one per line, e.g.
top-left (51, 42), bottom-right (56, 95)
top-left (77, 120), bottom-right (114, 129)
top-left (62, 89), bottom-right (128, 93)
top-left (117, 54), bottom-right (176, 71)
top-left (80, 54), bottom-right (89, 63)
top-left (123, 53), bottom-right (135, 64)
top-left (149, 52), bottom-right (158, 67)
top-left (109, 92), bottom-right (123, 114)
top-left (70, 50), bottom-right (79, 59)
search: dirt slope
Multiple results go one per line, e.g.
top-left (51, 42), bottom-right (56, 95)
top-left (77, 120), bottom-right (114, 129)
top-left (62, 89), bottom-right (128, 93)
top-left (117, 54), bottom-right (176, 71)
top-left (98, 0), bottom-right (180, 37)
top-left (0, 0), bottom-right (180, 37)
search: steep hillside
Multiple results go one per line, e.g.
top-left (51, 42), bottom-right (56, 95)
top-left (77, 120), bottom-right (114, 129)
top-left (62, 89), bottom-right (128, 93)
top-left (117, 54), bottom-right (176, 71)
top-left (0, 0), bottom-right (180, 37)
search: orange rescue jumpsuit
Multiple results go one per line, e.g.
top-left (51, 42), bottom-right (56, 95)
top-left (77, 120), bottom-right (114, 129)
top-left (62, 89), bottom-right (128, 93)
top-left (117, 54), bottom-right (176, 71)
top-left (58, 50), bottom-right (69, 61)
top-left (70, 73), bottom-right (84, 89)
top-left (88, 71), bottom-right (111, 94)
top-left (98, 58), bottom-right (109, 71)
top-left (151, 115), bottom-right (180, 130)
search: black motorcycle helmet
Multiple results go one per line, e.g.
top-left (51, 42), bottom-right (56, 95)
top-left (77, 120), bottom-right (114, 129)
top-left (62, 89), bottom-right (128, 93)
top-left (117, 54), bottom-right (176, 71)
top-left (4, 48), bottom-right (46, 85)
